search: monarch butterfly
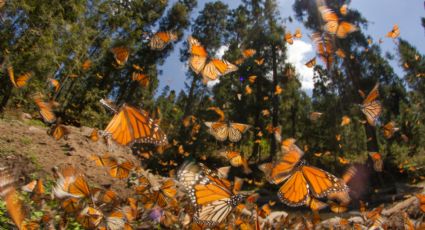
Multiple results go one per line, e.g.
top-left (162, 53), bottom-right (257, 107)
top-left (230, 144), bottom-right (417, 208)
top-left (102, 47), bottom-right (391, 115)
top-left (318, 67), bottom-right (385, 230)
top-left (369, 152), bottom-right (383, 172)
top-left (219, 150), bottom-right (252, 174)
top-left (245, 85), bottom-right (252, 95)
top-left (275, 85), bottom-right (283, 95)
top-left (360, 83), bottom-right (382, 127)
top-left (33, 94), bottom-right (56, 124)
top-left (188, 36), bottom-right (238, 84)
top-left (319, 6), bottom-right (358, 38)
top-left (311, 32), bottom-right (334, 68)
top-left (131, 72), bottom-right (149, 87)
top-left (340, 4), bottom-right (348, 15)
top-left (248, 75), bottom-right (257, 84)
top-left (204, 121), bottom-right (251, 142)
top-left (309, 112), bottom-right (323, 121)
top-left (341, 115), bottom-right (351, 126)
top-left (306, 196), bottom-right (328, 211)
top-left (68, 176), bottom-right (92, 198)
top-left (61, 197), bottom-right (81, 213)
top-left (207, 107), bottom-right (225, 122)
top-left (149, 31), bottom-right (177, 50)
top-left (109, 160), bottom-right (134, 179)
top-left (89, 128), bottom-right (99, 142)
top-left (0, 166), bottom-right (25, 229)
top-left (90, 154), bottom-right (116, 167)
top-left (305, 57), bottom-right (316, 68)
top-left (294, 28), bottom-right (302, 39)
top-left (259, 138), bottom-right (348, 207)
top-left (254, 58), bottom-right (264, 65)
top-left (285, 32), bottom-right (294, 45)
top-left (82, 59), bottom-right (92, 71)
top-left (141, 179), bottom-right (177, 208)
top-left (111, 47), bottom-right (129, 67)
top-left (48, 78), bottom-right (60, 92)
top-left (177, 162), bottom-right (245, 227)
top-left (77, 206), bottom-right (103, 229)
top-left (21, 179), bottom-right (45, 196)
top-left (48, 123), bottom-right (69, 141)
top-left (416, 194), bottom-right (425, 213)
top-left (386, 24), bottom-right (400, 39)
top-left (383, 121), bottom-right (399, 139)
top-left (242, 49), bottom-right (256, 58)
top-left (8, 66), bottom-right (32, 88)
top-left (335, 48), bottom-right (346, 58)
top-left (100, 99), bottom-right (168, 146)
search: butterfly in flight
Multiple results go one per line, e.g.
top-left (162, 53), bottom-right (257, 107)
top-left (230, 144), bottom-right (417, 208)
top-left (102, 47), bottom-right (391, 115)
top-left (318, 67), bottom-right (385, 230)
top-left (8, 66), bottom-right (32, 88)
top-left (319, 6), bottom-right (358, 38)
top-left (149, 31), bottom-right (178, 50)
top-left (32, 93), bottom-right (57, 124)
top-left (386, 24), bottom-right (400, 39)
top-left (204, 121), bottom-right (251, 142)
top-left (259, 138), bottom-right (349, 207)
top-left (100, 99), bottom-right (168, 146)
top-left (188, 36), bottom-right (238, 84)
top-left (111, 47), bottom-right (130, 67)
top-left (359, 83), bottom-right (382, 127)
top-left (177, 162), bottom-right (245, 227)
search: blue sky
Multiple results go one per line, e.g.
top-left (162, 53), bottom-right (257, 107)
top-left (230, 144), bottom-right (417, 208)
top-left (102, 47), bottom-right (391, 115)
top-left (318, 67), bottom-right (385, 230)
top-left (156, 0), bottom-right (425, 95)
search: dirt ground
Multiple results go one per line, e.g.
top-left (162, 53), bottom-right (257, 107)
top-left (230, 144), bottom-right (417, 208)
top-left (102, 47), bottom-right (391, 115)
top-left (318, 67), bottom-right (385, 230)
top-left (0, 114), bottom-right (139, 196)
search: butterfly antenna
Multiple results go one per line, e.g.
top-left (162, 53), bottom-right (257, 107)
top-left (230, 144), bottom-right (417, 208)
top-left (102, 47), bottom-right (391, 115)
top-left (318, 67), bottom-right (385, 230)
top-left (100, 98), bottom-right (118, 113)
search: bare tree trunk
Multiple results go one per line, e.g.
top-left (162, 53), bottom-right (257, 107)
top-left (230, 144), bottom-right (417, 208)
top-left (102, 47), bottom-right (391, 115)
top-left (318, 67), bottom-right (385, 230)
top-left (270, 45), bottom-right (279, 158)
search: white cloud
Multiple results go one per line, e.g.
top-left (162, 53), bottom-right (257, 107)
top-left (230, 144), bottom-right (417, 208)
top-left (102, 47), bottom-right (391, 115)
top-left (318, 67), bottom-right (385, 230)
top-left (216, 45), bottom-right (229, 59)
top-left (287, 40), bottom-right (315, 90)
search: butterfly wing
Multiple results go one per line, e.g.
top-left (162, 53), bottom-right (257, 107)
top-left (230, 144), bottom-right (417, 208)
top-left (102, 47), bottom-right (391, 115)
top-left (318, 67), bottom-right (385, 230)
top-left (336, 22), bottom-right (357, 38)
top-left (305, 58), bottom-right (316, 68)
top-left (111, 47), bottom-right (129, 66)
top-left (104, 105), bottom-right (167, 146)
top-left (361, 101), bottom-right (382, 127)
top-left (228, 123), bottom-right (251, 142)
top-left (149, 31), bottom-right (177, 50)
top-left (202, 59), bottom-right (238, 83)
top-left (33, 96), bottom-right (56, 124)
top-left (277, 170), bottom-right (309, 206)
top-left (188, 36), bottom-right (208, 74)
top-left (204, 121), bottom-right (229, 141)
top-left (301, 165), bottom-right (348, 198)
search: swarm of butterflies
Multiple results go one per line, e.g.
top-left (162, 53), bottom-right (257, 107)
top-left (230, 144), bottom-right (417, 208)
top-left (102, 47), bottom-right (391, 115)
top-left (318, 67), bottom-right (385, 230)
top-left (2, 1), bottom-right (425, 229)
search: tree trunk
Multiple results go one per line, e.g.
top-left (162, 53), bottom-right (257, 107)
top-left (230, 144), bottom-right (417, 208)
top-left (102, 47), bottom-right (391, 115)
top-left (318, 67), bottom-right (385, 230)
top-left (270, 45), bottom-right (279, 158)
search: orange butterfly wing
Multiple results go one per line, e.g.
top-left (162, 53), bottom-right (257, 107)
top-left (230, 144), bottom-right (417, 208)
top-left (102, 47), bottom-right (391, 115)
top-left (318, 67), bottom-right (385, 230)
top-left (33, 96), bottom-right (56, 124)
top-left (301, 165), bottom-right (348, 198)
top-left (109, 161), bottom-right (134, 179)
top-left (277, 170), bottom-right (309, 206)
top-left (104, 105), bottom-right (167, 146)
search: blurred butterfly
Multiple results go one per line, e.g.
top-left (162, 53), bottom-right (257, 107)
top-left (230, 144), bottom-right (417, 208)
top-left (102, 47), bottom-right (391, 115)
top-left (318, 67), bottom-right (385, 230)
top-left (242, 49), bottom-right (256, 58)
top-left (49, 78), bottom-right (60, 92)
top-left (254, 58), bottom-right (265, 65)
top-left (219, 150), bottom-right (252, 174)
top-left (21, 179), bottom-right (45, 202)
top-left (386, 24), bottom-right (400, 39)
top-left (305, 57), bottom-right (316, 68)
top-left (306, 196), bottom-right (328, 211)
top-left (89, 128), bottom-right (99, 142)
top-left (311, 32), bottom-right (334, 68)
top-left (339, 4), bottom-right (348, 15)
top-left (275, 85), bottom-right (283, 95)
top-left (109, 160), bottom-right (134, 179)
top-left (259, 138), bottom-right (348, 207)
top-left (82, 59), bottom-right (92, 71)
top-left (207, 107), bottom-right (225, 122)
top-left (248, 75), bottom-right (257, 84)
top-left (319, 6), bottom-right (358, 38)
top-left (383, 121), bottom-right (399, 139)
top-left (335, 48), bottom-right (346, 58)
top-left (204, 121), bottom-right (251, 142)
top-left (309, 112), bottom-right (323, 121)
top-left (285, 32), bottom-right (294, 45)
top-left (294, 28), bottom-right (302, 39)
top-left (369, 152), bottom-right (383, 172)
top-left (360, 83), bottom-right (382, 127)
top-left (188, 36), bottom-right (238, 84)
top-left (340, 115), bottom-right (351, 126)
top-left (338, 157), bottom-right (350, 165)
top-left (100, 99), bottom-right (168, 146)
top-left (245, 85), bottom-right (252, 95)
top-left (33, 94), bottom-right (56, 124)
top-left (48, 123), bottom-right (69, 141)
top-left (177, 162), bottom-right (245, 227)
top-left (0, 167), bottom-right (25, 229)
top-left (111, 47), bottom-right (129, 67)
top-left (77, 206), bottom-right (103, 229)
top-left (8, 66), bottom-right (32, 88)
top-left (149, 31), bottom-right (177, 50)
top-left (416, 194), bottom-right (425, 213)
top-left (131, 72), bottom-right (149, 87)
